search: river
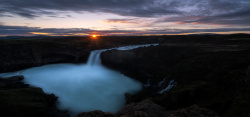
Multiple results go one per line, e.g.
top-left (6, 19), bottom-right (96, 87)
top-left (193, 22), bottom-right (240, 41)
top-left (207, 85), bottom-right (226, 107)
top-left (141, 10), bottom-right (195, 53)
top-left (0, 43), bottom-right (158, 116)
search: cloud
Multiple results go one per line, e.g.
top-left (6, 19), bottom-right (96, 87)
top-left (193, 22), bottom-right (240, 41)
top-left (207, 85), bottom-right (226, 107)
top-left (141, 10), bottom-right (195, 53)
top-left (148, 0), bottom-right (250, 26)
top-left (1, 24), bottom-right (250, 36)
top-left (0, 0), bottom-right (250, 25)
top-left (155, 6), bottom-right (250, 26)
top-left (0, 0), bottom-right (180, 18)
top-left (102, 18), bottom-right (140, 24)
top-left (1, 0), bottom-right (250, 27)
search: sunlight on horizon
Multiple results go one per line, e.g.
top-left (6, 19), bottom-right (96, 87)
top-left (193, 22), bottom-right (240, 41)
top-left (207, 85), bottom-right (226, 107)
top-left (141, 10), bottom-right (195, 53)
top-left (0, 1), bottom-right (249, 36)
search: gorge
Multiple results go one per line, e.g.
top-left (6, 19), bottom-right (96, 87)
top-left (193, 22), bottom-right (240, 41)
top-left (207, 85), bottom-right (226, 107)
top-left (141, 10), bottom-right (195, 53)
top-left (0, 44), bottom-right (158, 116)
top-left (1, 35), bottom-right (250, 117)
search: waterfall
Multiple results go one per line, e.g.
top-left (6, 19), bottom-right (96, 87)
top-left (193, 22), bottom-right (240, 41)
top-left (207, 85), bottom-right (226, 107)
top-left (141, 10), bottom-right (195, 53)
top-left (86, 43), bottom-right (159, 66)
top-left (158, 80), bottom-right (177, 94)
top-left (87, 50), bottom-right (104, 66)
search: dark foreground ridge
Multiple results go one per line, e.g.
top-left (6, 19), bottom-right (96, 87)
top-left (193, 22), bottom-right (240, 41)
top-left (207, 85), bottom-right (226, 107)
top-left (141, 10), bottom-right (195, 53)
top-left (101, 34), bottom-right (250, 116)
top-left (1, 34), bottom-right (250, 117)
top-left (0, 76), bottom-right (69, 117)
top-left (78, 100), bottom-right (218, 117)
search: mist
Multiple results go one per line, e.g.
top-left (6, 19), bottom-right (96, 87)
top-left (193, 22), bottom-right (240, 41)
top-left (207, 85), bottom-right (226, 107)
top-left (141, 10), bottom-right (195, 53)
top-left (21, 63), bottom-right (142, 116)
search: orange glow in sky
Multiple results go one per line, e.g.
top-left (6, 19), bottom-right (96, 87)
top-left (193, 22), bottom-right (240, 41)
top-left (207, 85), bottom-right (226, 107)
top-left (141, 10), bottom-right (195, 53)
top-left (1, 1), bottom-right (250, 36)
top-left (92, 35), bottom-right (97, 38)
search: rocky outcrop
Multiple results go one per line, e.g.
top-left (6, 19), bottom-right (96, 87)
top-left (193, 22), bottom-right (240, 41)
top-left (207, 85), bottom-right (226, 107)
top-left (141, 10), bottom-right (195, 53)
top-left (168, 105), bottom-right (219, 117)
top-left (0, 75), bottom-right (29, 89)
top-left (0, 76), bottom-right (69, 117)
top-left (117, 100), bottom-right (219, 117)
top-left (116, 100), bottom-right (169, 117)
top-left (0, 44), bottom-right (90, 72)
top-left (77, 100), bottom-right (219, 117)
top-left (78, 110), bottom-right (115, 117)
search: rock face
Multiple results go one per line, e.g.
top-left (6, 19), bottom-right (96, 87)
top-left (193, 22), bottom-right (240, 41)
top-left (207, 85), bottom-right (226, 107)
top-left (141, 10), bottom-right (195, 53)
top-left (0, 38), bottom-right (90, 72)
top-left (0, 36), bottom-right (161, 72)
top-left (0, 76), bottom-right (69, 117)
top-left (116, 100), bottom-right (169, 117)
top-left (101, 35), bottom-right (250, 116)
top-left (0, 75), bottom-right (29, 89)
top-left (168, 105), bottom-right (219, 117)
top-left (78, 110), bottom-right (115, 117)
top-left (78, 100), bottom-right (219, 117)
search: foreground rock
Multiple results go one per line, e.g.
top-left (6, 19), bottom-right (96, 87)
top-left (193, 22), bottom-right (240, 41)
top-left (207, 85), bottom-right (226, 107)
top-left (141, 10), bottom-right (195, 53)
top-left (168, 105), bottom-right (219, 117)
top-left (78, 100), bottom-right (219, 117)
top-left (0, 76), bottom-right (29, 89)
top-left (78, 110), bottom-right (115, 117)
top-left (116, 100), bottom-right (169, 117)
top-left (0, 76), bottom-right (69, 117)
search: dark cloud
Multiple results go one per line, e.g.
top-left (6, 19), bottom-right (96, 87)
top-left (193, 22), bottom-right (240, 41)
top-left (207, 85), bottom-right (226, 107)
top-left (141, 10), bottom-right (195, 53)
top-left (1, 24), bottom-right (249, 36)
top-left (218, 8), bottom-right (250, 18)
top-left (1, 0), bottom-right (249, 27)
top-left (1, 0), bottom-right (250, 36)
top-left (156, 2), bottom-right (250, 26)
top-left (0, 0), bottom-right (180, 18)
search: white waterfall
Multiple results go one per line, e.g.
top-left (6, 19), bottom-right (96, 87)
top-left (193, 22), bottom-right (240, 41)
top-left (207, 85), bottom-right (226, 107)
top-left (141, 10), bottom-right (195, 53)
top-left (87, 50), bottom-right (104, 66)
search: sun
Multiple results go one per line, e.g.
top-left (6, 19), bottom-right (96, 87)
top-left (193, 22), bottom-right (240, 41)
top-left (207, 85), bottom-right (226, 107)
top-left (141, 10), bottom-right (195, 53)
top-left (92, 35), bottom-right (97, 38)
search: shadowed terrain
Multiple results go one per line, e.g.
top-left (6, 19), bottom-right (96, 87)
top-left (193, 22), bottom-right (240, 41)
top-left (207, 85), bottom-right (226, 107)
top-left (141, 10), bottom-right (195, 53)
top-left (101, 34), bottom-right (250, 116)
top-left (1, 34), bottom-right (250, 116)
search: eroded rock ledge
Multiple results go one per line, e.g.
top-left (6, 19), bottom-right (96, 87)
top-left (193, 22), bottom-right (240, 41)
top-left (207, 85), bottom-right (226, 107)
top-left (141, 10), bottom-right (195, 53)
top-left (78, 100), bottom-right (219, 117)
top-left (0, 76), bottom-right (69, 117)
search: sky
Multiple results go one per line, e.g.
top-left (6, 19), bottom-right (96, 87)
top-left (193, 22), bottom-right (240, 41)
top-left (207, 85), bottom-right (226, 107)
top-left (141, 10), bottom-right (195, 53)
top-left (0, 0), bottom-right (250, 36)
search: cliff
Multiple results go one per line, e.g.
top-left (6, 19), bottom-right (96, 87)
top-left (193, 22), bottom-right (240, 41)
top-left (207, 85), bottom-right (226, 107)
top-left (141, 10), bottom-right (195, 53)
top-left (101, 35), bottom-right (250, 116)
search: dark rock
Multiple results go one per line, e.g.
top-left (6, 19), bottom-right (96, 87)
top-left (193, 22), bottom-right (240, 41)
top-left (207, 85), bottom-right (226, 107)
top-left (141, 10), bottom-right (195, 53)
top-left (0, 76), bottom-right (69, 117)
top-left (46, 94), bottom-right (69, 117)
top-left (125, 93), bottom-right (133, 104)
top-left (0, 87), bottom-right (69, 117)
top-left (116, 100), bottom-right (169, 117)
top-left (1, 35), bottom-right (250, 116)
top-left (78, 110), bottom-right (115, 117)
top-left (116, 99), bottom-right (219, 117)
top-left (101, 36), bottom-right (250, 116)
top-left (168, 105), bottom-right (219, 117)
top-left (246, 65), bottom-right (250, 83)
top-left (0, 36), bottom-right (161, 72)
top-left (0, 75), bottom-right (29, 89)
top-left (77, 100), bottom-right (219, 117)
